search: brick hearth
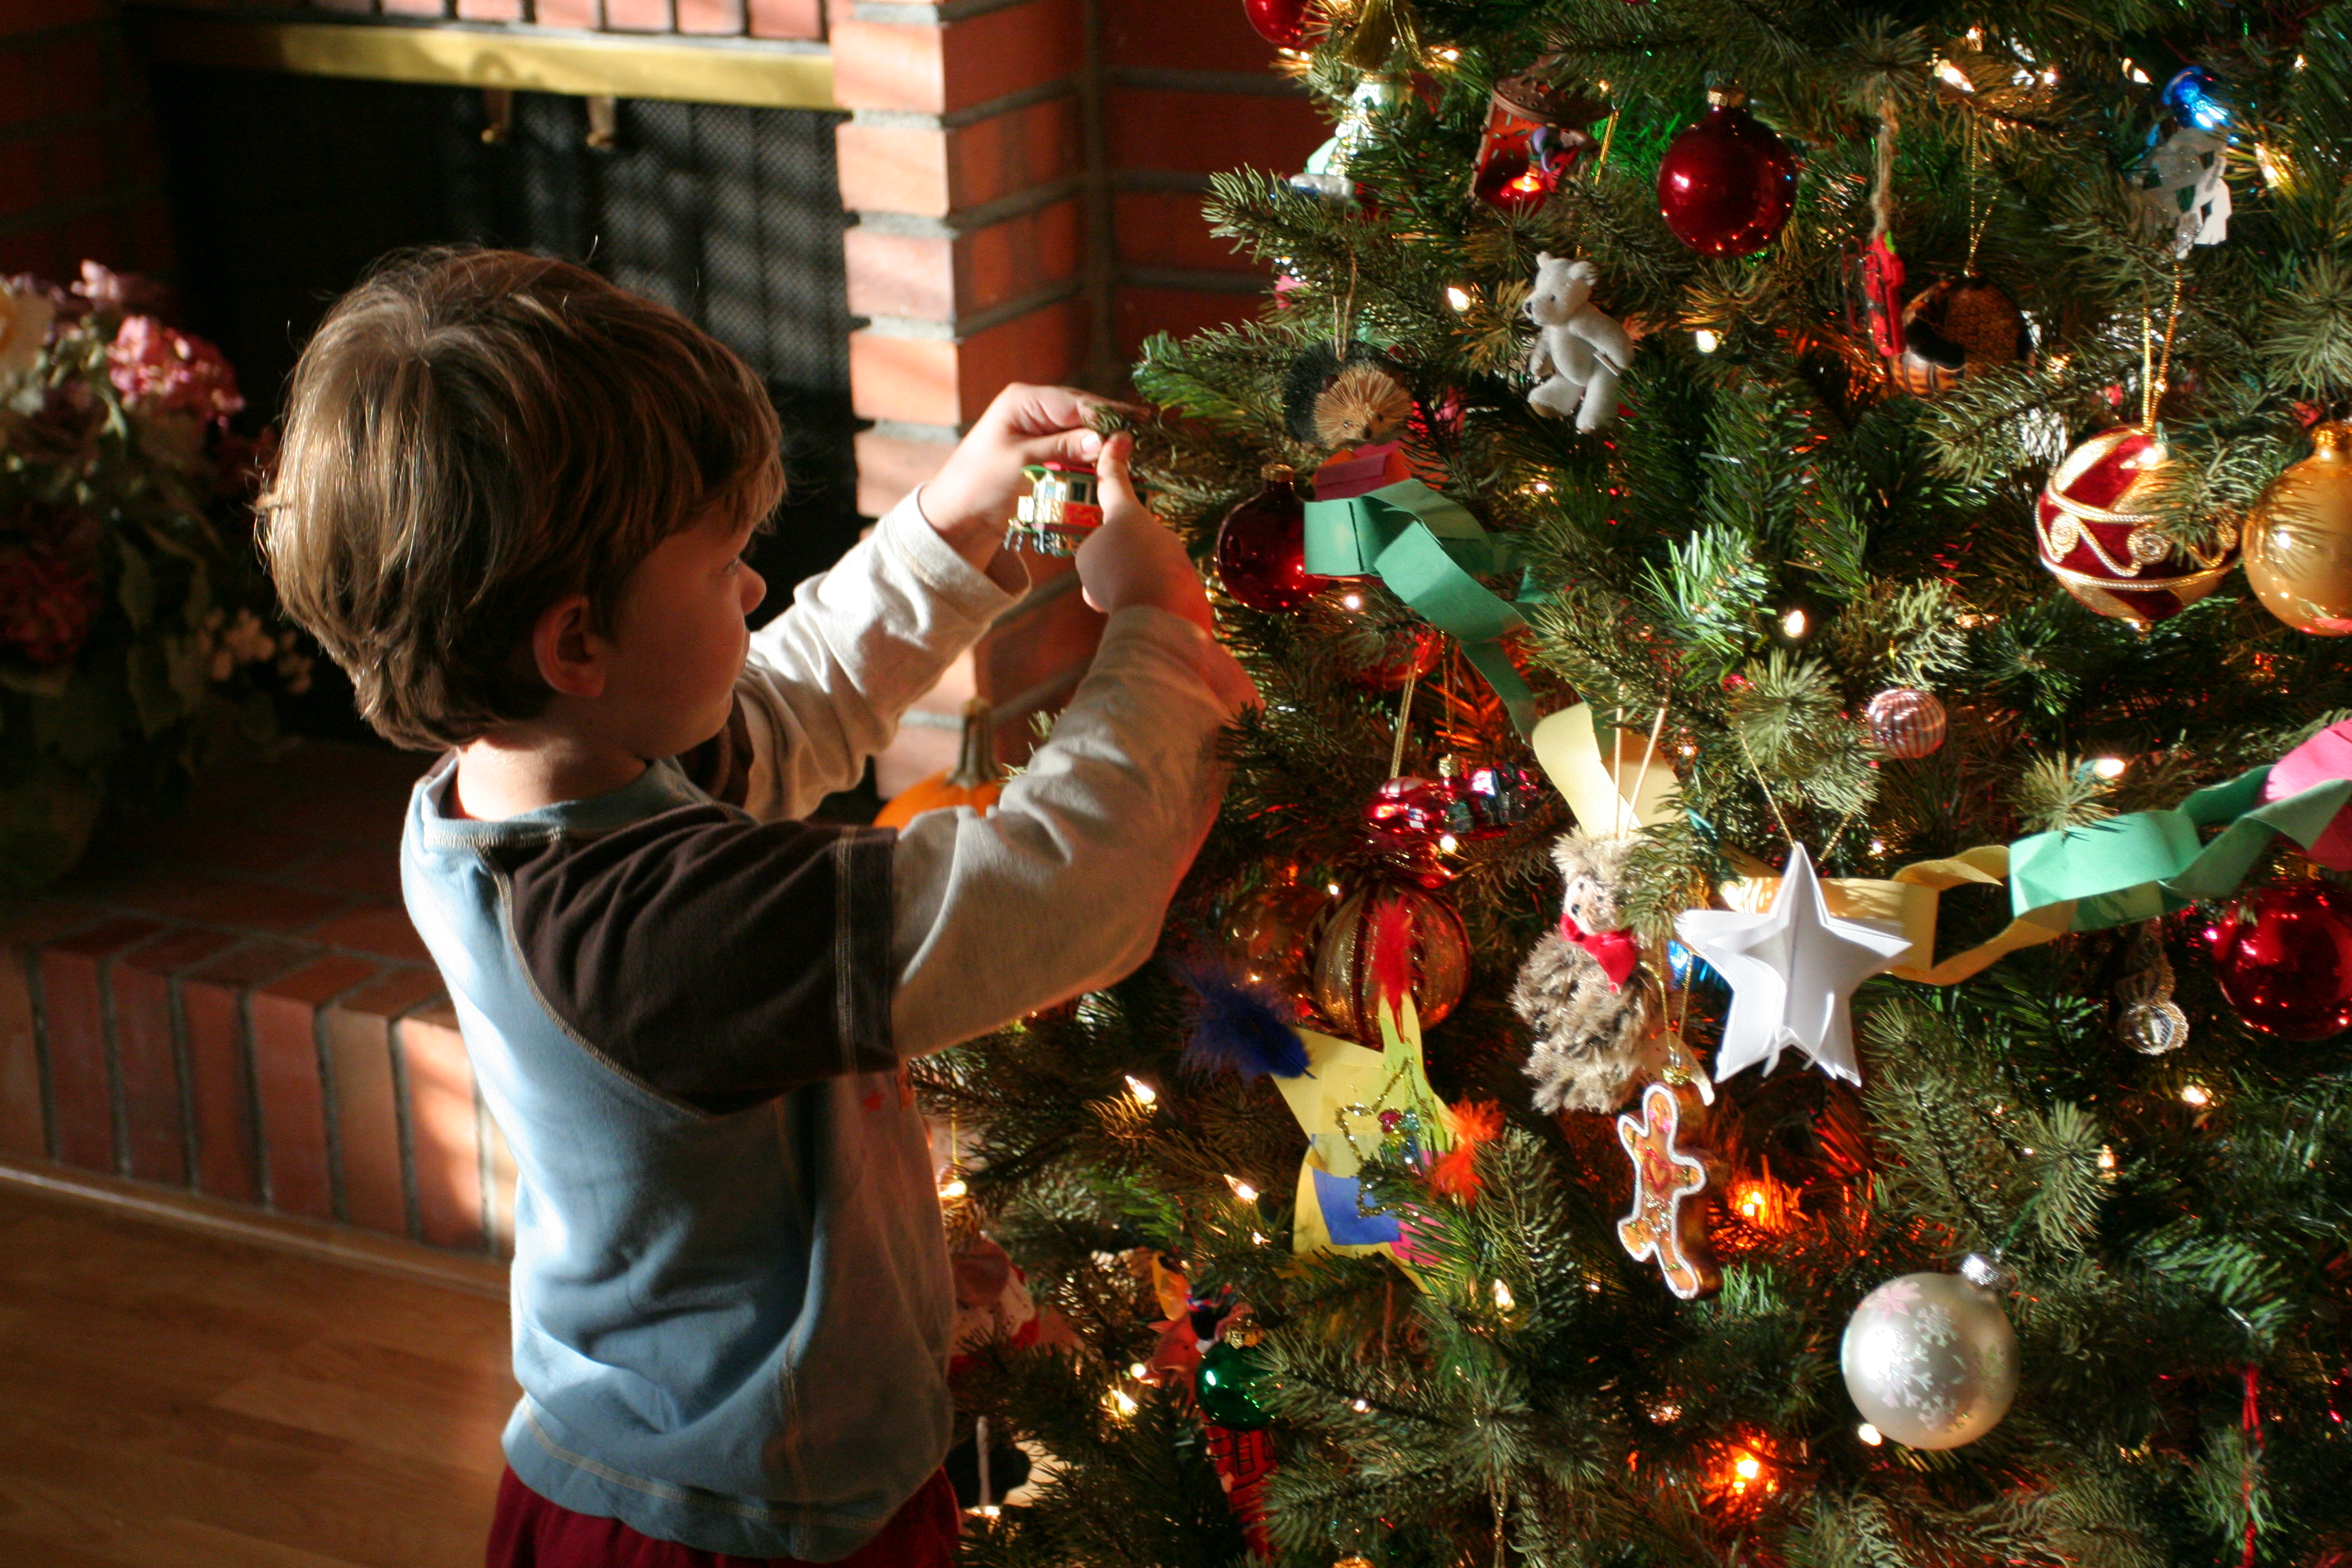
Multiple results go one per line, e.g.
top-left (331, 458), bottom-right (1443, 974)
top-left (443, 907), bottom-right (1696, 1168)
top-left (0, 740), bottom-right (513, 1258)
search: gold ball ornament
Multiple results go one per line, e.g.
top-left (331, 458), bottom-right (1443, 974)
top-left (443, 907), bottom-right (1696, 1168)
top-left (1892, 276), bottom-right (2027, 397)
top-left (2244, 421), bottom-right (2352, 634)
top-left (2036, 425), bottom-right (2238, 628)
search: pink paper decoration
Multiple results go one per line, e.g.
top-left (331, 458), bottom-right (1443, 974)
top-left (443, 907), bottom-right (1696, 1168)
top-left (2264, 719), bottom-right (2352, 869)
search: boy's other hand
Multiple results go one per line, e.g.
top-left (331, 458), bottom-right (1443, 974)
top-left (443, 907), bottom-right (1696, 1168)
top-left (1076, 434), bottom-right (1214, 632)
top-left (919, 383), bottom-right (1117, 570)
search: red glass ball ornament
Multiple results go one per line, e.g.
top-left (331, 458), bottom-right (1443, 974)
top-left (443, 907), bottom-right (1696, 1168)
top-left (2207, 883), bottom-right (2352, 1040)
top-left (1656, 101), bottom-right (1797, 257)
top-left (2036, 426), bottom-right (2238, 627)
top-left (1865, 688), bottom-right (1948, 759)
top-left (1244, 0), bottom-right (1314, 46)
top-left (1215, 469), bottom-right (1327, 613)
top-left (1474, 152), bottom-right (1556, 214)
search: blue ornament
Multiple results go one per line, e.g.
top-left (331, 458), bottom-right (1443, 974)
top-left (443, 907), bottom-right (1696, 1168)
top-left (2162, 67), bottom-right (2228, 133)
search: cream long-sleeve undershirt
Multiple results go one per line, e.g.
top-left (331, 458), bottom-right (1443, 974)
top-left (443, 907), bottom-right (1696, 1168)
top-left (727, 489), bottom-right (1250, 1057)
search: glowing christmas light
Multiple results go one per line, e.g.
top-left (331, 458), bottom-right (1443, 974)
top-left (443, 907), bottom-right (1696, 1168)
top-left (1226, 1175), bottom-right (1260, 1202)
top-left (1125, 1075), bottom-right (1158, 1105)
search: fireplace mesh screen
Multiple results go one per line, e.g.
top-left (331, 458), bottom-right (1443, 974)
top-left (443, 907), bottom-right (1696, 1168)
top-left (148, 71), bottom-right (862, 591)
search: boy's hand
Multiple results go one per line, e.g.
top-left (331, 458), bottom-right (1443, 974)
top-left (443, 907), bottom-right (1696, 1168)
top-left (1075, 434), bottom-right (1208, 627)
top-left (1078, 434), bottom-right (1260, 714)
top-left (919, 383), bottom-right (1116, 570)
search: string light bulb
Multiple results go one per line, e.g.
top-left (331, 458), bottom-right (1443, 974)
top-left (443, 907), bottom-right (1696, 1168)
top-left (1125, 1075), bottom-right (1158, 1105)
top-left (1493, 1279), bottom-right (1515, 1311)
top-left (1857, 1422), bottom-right (1883, 1446)
top-left (1781, 607), bottom-right (1810, 639)
top-left (1226, 1175), bottom-right (1260, 1202)
top-left (2182, 1083), bottom-right (2212, 1107)
top-left (2091, 756), bottom-right (2127, 780)
top-left (1445, 285), bottom-right (1473, 311)
top-left (1694, 328), bottom-right (1720, 353)
top-left (938, 1173), bottom-right (967, 1199)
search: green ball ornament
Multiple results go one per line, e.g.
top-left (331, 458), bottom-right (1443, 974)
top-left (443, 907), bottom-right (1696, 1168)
top-left (1194, 1340), bottom-right (1273, 1431)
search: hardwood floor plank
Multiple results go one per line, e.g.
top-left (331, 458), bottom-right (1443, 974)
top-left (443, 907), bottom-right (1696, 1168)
top-left (0, 1183), bottom-right (510, 1567)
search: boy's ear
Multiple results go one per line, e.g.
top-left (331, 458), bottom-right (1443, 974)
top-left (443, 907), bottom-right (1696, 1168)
top-left (530, 593), bottom-right (607, 699)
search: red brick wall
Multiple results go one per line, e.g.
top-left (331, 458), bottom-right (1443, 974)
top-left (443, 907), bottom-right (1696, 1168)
top-left (0, 0), bottom-right (174, 280)
top-left (0, 741), bottom-right (508, 1258)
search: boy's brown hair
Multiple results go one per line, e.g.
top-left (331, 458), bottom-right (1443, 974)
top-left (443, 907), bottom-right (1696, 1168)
top-left (258, 248), bottom-right (784, 750)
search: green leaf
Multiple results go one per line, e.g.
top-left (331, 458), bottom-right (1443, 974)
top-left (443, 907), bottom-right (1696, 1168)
top-left (115, 542), bottom-right (155, 631)
top-left (126, 639), bottom-right (185, 738)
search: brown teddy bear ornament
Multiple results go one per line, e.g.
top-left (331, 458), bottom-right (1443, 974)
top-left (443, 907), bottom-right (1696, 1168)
top-left (1511, 830), bottom-right (1656, 1114)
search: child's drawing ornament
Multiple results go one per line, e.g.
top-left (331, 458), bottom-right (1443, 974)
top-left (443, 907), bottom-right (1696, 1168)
top-left (1004, 460), bottom-right (1103, 555)
top-left (1524, 252), bottom-right (1631, 432)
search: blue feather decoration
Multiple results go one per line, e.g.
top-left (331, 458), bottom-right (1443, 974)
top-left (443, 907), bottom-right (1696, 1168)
top-left (1175, 962), bottom-right (1309, 1080)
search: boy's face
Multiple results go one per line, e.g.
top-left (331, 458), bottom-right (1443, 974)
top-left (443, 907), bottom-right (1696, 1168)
top-left (597, 500), bottom-right (767, 760)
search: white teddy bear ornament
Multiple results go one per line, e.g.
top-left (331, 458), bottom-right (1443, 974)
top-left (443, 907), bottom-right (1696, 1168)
top-left (1524, 252), bottom-right (1631, 432)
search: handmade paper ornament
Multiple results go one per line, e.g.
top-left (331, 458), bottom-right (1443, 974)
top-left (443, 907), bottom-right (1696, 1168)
top-left (1004, 461), bottom-right (1102, 555)
top-left (2208, 881), bottom-right (2352, 1041)
top-left (2136, 68), bottom-right (2231, 256)
top-left (1893, 277), bottom-right (2027, 397)
top-left (1441, 760), bottom-right (1548, 838)
top-left (1841, 1256), bottom-right (2019, 1450)
top-left (1471, 71), bottom-right (1600, 213)
top-left (1284, 344), bottom-right (1411, 449)
top-left (1865, 688), bottom-right (1948, 759)
top-left (1615, 1082), bottom-right (1720, 1298)
top-left (2261, 719), bottom-right (2352, 870)
top-left (1524, 252), bottom-right (1631, 431)
top-left (1243, 0), bottom-right (1315, 47)
top-left (1656, 95), bottom-right (1797, 258)
top-left (1514, 829), bottom-right (1656, 1114)
top-left (1215, 467), bottom-right (1326, 614)
top-left (1313, 882), bottom-right (1470, 1039)
top-left (2036, 426), bottom-right (2238, 627)
top-left (2243, 421), bottom-right (2352, 634)
top-left (1675, 845), bottom-right (1912, 1084)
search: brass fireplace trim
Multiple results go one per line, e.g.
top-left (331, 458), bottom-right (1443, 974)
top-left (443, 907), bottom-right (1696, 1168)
top-left (129, 11), bottom-right (839, 111)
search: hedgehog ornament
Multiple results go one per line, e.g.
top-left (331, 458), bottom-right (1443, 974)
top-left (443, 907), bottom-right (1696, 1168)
top-left (1512, 829), bottom-right (1656, 1115)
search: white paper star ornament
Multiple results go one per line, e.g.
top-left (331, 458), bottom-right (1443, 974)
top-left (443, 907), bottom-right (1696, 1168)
top-left (1673, 845), bottom-right (1912, 1085)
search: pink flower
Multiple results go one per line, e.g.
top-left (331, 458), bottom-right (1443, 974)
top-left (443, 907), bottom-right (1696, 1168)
top-left (74, 261), bottom-right (174, 318)
top-left (0, 547), bottom-right (99, 668)
top-left (107, 315), bottom-right (244, 423)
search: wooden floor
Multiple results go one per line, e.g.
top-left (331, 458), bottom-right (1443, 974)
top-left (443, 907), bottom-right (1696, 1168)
top-left (0, 1183), bottom-right (514, 1567)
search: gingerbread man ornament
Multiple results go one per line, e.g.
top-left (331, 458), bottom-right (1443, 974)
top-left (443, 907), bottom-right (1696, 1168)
top-left (1615, 1081), bottom-right (1721, 1299)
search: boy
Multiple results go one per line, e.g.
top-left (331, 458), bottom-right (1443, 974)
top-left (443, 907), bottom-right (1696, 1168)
top-left (258, 249), bottom-right (1253, 1565)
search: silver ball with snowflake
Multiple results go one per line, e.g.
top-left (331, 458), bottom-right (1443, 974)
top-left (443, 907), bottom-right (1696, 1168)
top-left (1840, 1255), bottom-right (2018, 1449)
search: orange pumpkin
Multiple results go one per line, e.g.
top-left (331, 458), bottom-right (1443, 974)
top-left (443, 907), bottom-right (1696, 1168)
top-left (875, 698), bottom-right (1006, 828)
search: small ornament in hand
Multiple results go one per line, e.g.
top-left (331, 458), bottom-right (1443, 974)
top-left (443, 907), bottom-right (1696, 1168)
top-left (1003, 461), bottom-right (1103, 555)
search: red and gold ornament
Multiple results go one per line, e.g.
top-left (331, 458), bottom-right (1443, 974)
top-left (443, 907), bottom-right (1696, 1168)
top-left (2207, 881), bottom-right (2352, 1041)
top-left (2035, 426), bottom-right (2237, 627)
top-left (1865, 687), bottom-right (1947, 759)
top-left (1214, 466), bottom-right (1327, 614)
top-left (1656, 93), bottom-right (1797, 258)
top-left (1311, 881), bottom-right (1470, 1040)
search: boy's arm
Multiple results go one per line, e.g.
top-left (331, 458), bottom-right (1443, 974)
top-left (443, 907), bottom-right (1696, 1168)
top-left (728, 491), bottom-right (1024, 821)
top-left (888, 610), bottom-right (1252, 1057)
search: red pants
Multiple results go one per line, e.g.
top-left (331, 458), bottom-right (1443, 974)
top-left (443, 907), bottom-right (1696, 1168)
top-left (487, 1467), bottom-right (960, 1568)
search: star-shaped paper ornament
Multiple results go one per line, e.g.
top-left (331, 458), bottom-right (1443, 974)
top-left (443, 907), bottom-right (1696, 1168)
top-left (1674, 844), bottom-right (1912, 1085)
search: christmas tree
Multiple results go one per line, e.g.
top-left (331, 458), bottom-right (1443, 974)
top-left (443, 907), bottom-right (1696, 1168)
top-left (924, 3), bottom-right (2352, 1562)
